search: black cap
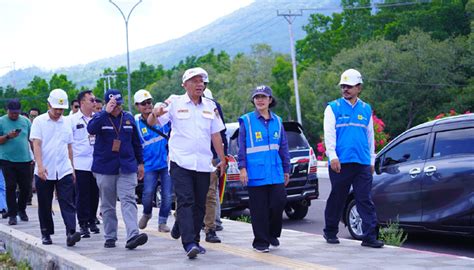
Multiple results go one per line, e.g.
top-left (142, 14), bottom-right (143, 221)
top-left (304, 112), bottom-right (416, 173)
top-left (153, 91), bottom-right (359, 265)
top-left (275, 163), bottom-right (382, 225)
top-left (7, 99), bottom-right (21, 113)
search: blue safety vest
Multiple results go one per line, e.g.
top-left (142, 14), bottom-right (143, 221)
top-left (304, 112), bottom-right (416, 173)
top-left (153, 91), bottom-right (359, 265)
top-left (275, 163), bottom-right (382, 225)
top-left (329, 98), bottom-right (372, 165)
top-left (134, 115), bottom-right (170, 172)
top-left (240, 111), bottom-right (284, 186)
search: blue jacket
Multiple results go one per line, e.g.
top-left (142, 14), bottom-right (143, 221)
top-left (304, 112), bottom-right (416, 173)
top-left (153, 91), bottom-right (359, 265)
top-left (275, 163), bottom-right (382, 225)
top-left (134, 114), bottom-right (170, 172)
top-left (238, 111), bottom-right (289, 187)
top-left (329, 97), bottom-right (372, 165)
top-left (88, 110), bottom-right (143, 175)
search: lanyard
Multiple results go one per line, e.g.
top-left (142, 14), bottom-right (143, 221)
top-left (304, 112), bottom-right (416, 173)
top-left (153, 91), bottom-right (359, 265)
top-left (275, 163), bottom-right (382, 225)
top-left (108, 112), bottom-right (123, 139)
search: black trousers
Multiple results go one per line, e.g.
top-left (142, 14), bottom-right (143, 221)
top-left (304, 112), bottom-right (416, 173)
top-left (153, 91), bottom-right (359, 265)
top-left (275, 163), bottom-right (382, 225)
top-left (248, 183), bottom-right (287, 249)
top-left (324, 163), bottom-right (378, 241)
top-left (1, 161), bottom-right (32, 217)
top-left (170, 161), bottom-right (210, 249)
top-left (75, 170), bottom-right (99, 225)
top-left (36, 174), bottom-right (77, 236)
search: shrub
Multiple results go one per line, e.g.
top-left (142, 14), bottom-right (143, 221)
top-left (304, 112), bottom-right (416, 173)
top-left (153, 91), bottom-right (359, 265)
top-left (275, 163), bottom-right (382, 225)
top-left (378, 218), bottom-right (408, 247)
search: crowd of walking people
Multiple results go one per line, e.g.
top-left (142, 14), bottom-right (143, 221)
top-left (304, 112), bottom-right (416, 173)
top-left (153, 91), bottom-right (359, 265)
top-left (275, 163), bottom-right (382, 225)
top-left (0, 67), bottom-right (383, 259)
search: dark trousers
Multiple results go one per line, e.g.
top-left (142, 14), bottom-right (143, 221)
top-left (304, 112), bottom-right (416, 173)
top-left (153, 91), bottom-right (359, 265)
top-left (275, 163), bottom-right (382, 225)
top-left (248, 183), bottom-right (287, 249)
top-left (170, 161), bottom-right (210, 249)
top-left (324, 163), bottom-right (378, 241)
top-left (75, 170), bottom-right (99, 225)
top-left (36, 174), bottom-right (77, 236)
top-left (1, 161), bottom-right (32, 217)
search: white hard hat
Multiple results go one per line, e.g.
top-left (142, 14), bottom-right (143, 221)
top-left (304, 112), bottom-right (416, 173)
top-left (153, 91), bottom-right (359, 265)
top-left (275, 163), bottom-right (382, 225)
top-left (182, 67), bottom-right (209, 83)
top-left (339, 69), bottom-right (363, 86)
top-left (47, 89), bottom-right (69, 109)
top-left (203, 88), bottom-right (213, 99)
top-left (134, 89), bottom-right (153, 104)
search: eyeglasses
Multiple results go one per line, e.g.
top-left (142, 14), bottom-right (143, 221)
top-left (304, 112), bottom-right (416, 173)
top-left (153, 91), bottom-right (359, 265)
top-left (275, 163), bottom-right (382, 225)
top-left (139, 100), bottom-right (152, 106)
top-left (73, 105), bottom-right (80, 109)
top-left (89, 98), bottom-right (97, 103)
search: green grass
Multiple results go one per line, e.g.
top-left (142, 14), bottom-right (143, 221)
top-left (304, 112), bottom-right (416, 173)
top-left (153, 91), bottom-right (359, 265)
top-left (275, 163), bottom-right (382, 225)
top-left (0, 252), bottom-right (31, 270)
top-left (378, 218), bottom-right (408, 247)
top-left (235, 215), bottom-right (252, 224)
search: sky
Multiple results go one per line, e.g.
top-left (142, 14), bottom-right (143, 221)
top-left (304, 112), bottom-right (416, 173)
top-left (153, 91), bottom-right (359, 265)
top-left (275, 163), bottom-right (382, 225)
top-left (0, 0), bottom-right (254, 76)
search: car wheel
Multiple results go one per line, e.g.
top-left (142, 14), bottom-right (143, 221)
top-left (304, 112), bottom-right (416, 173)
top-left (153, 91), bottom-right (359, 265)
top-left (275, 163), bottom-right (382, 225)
top-left (284, 203), bottom-right (309, 220)
top-left (345, 199), bottom-right (364, 240)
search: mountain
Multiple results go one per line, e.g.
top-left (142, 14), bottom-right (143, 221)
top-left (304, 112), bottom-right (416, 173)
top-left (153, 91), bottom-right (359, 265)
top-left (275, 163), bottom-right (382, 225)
top-left (0, 0), bottom-right (341, 89)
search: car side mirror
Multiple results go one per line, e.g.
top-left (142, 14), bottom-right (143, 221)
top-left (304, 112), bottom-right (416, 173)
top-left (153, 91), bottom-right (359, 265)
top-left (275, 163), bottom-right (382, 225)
top-left (375, 157), bottom-right (382, 174)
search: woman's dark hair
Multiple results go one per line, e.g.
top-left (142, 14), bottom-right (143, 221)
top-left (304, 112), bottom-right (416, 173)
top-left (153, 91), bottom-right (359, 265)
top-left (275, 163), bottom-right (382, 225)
top-left (250, 96), bottom-right (277, 108)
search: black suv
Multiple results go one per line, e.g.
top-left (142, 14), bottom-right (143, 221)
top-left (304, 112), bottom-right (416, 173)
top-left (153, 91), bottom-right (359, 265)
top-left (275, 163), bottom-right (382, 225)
top-left (343, 114), bottom-right (474, 239)
top-left (221, 121), bottom-right (319, 219)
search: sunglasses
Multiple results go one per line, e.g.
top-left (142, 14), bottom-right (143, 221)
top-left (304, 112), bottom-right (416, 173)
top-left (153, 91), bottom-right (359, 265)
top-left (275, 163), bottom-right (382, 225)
top-left (340, 84), bottom-right (356, 90)
top-left (139, 100), bottom-right (152, 106)
top-left (73, 105), bottom-right (80, 109)
top-left (89, 98), bottom-right (97, 103)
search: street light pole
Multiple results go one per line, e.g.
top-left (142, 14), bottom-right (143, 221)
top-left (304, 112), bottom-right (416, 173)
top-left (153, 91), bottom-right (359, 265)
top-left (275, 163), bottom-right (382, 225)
top-left (277, 10), bottom-right (303, 125)
top-left (109, 0), bottom-right (142, 112)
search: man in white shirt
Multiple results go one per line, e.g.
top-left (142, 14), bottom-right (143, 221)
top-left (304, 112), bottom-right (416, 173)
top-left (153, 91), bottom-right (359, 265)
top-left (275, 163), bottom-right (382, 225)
top-left (149, 67), bottom-right (226, 259)
top-left (30, 88), bottom-right (81, 247)
top-left (69, 90), bottom-right (100, 238)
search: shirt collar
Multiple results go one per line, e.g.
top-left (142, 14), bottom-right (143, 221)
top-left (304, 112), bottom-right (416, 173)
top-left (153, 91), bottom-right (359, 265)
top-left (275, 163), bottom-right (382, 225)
top-left (254, 109), bottom-right (274, 120)
top-left (343, 97), bottom-right (360, 108)
top-left (183, 93), bottom-right (202, 105)
top-left (46, 111), bottom-right (64, 122)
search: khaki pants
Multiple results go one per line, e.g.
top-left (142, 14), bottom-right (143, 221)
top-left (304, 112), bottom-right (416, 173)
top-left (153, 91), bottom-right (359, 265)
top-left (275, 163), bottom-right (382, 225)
top-left (204, 160), bottom-right (218, 232)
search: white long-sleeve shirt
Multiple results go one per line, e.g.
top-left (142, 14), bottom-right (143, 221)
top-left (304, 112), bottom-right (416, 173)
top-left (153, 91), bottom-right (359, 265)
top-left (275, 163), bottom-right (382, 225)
top-left (323, 98), bottom-right (376, 166)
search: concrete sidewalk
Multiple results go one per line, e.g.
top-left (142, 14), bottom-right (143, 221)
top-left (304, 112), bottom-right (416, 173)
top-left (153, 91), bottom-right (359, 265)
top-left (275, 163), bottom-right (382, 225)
top-left (1, 197), bottom-right (473, 270)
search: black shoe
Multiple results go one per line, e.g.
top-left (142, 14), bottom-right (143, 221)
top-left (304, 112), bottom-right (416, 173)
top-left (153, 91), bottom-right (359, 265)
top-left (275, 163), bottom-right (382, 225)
top-left (323, 234), bottom-right (340, 244)
top-left (361, 239), bottom-right (384, 248)
top-left (66, 232), bottom-right (81, 247)
top-left (18, 212), bottom-right (29, 221)
top-left (1, 210), bottom-right (7, 219)
top-left (269, 237), bottom-right (280, 249)
top-left (26, 200), bottom-right (32, 206)
top-left (89, 222), bottom-right (100, 234)
top-left (95, 217), bottom-right (100, 225)
top-left (125, 233), bottom-right (148, 249)
top-left (205, 230), bottom-right (221, 243)
top-left (80, 225), bottom-right (90, 238)
top-left (42, 235), bottom-right (52, 245)
top-left (104, 239), bottom-right (116, 248)
top-left (253, 246), bottom-right (269, 253)
top-left (8, 216), bottom-right (17, 225)
top-left (171, 222), bottom-right (180, 239)
top-left (215, 224), bottom-right (224, 231)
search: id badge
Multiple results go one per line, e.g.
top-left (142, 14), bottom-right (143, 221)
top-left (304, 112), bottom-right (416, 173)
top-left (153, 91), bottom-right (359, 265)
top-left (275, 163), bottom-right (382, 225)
top-left (88, 135), bottom-right (96, 145)
top-left (112, 139), bottom-right (121, 152)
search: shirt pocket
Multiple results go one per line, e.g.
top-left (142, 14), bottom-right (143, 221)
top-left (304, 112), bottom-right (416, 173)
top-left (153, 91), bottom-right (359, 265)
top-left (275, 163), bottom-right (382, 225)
top-left (199, 110), bottom-right (214, 136)
top-left (176, 110), bottom-right (191, 120)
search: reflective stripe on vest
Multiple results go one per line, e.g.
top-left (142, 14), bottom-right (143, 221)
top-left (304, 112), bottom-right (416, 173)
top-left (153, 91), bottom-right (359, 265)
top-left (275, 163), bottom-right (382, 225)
top-left (246, 144), bottom-right (280, 154)
top-left (335, 123), bottom-right (368, 129)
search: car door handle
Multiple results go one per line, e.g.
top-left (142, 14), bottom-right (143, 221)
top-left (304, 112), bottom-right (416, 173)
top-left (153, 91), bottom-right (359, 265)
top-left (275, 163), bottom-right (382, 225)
top-left (409, 167), bottom-right (421, 178)
top-left (424, 165), bottom-right (437, 176)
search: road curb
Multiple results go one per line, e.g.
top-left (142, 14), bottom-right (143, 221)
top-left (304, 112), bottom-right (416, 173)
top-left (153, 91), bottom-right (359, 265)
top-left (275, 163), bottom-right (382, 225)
top-left (0, 224), bottom-right (114, 270)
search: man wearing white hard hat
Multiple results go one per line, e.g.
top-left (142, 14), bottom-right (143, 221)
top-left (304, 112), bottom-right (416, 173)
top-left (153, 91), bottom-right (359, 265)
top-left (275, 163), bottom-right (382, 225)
top-left (149, 67), bottom-right (226, 259)
top-left (30, 88), bottom-right (82, 246)
top-left (323, 69), bottom-right (383, 248)
top-left (133, 89), bottom-right (173, 233)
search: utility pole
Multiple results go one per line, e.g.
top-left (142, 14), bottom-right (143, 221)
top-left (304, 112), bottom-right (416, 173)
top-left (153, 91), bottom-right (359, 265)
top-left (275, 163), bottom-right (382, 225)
top-left (277, 10), bottom-right (303, 125)
top-left (109, 0), bottom-right (143, 112)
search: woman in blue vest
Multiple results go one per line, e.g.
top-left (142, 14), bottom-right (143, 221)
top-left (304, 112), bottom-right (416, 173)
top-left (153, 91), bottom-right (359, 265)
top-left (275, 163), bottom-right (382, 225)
top-left (237, 85), bottom-right (291, 253)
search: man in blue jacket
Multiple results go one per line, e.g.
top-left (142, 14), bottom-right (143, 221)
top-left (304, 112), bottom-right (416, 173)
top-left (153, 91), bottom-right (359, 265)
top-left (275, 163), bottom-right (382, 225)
top-left (88, 89), bottom-right (148, 249)
top-left (133, 89), bottom-right (173, 232)
top-left (323, 69), bottom-right (383, 248)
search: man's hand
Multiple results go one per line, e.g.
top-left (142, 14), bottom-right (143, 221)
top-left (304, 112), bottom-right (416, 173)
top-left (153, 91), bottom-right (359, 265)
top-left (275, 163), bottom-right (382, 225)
top-left (239, 168), bottom-right (248, 186)
top-left (330, 158), bottom-right (341, 173)
top-left (151, 106), bottom-right (167, 118)
top-left (284, 173), bottom-right (290, 186)
top-left (72, 171), bottom-right (76, 184)
top-left (7, 130), bottom-right (19, 139)
top-left (137, 164), bottom-right (144, 180)
top-left (38, 166), bottom-right (48, 181)
top-left (217, 158), bottom-right (227, 177)
top-left (371, 165), bottom-right (375, 175)
top-left (105, 97), bottom-right (117, 113)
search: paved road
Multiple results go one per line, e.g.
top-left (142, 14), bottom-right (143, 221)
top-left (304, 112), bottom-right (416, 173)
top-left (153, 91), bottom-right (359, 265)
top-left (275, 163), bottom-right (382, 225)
top-left (281, 172), bottom-right (474, 258)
